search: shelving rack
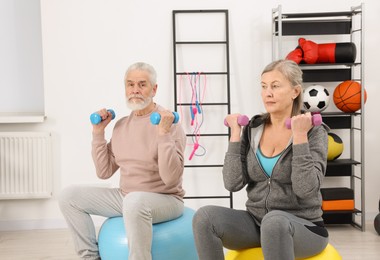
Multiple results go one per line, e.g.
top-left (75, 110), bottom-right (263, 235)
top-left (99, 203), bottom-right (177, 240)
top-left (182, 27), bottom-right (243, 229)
top-left (172, 10), bottom-right (233, 208)
top-left (272, 4), bottom-right (365, 230)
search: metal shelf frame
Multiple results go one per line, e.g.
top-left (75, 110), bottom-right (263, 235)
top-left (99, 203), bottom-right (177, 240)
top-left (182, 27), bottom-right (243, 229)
top-left (272, 4), bottom-right (365, 231)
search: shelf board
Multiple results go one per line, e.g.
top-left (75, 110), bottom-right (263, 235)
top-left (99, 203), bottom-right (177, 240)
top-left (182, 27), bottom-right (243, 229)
top-left (280, 11), bottom-right (358, 19)
top-left (302, 68), bottom-right (352, 82)
top-left (273, 11), bottom-right (359, 36)
top-left (0, 113), bottom-right (46, 123)
top-left (323, 208), bottom-right (361, 214)
top-left (327, 159), bottom-right (360, 166)
top-left (326, 159), bottom-right (360, 177)
top-left (275, 20), bottom-right (352, 36)
top-left (322, 209), bottom-right (360, 225)
top-left (299, 63), bottom-right (360, 68)
top-left (321, 113), bottom-right (363, 129)
top-left (322, 112), bottom-right (360, 116)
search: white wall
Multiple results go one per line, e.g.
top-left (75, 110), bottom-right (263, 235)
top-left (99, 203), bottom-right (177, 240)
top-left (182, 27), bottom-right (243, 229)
top-left (0, 0), bottom-right (379, 231)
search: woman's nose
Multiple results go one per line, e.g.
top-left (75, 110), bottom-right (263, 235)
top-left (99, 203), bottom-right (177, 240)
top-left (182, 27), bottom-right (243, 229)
top-left (264, 88), bottom-right (273, 97)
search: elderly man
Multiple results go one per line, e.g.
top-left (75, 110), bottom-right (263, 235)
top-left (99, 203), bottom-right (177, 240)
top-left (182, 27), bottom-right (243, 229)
top-left (59, 62), bottom-right (186, 260)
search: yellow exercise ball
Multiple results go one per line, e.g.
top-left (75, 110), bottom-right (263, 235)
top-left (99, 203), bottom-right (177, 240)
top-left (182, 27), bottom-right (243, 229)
top-left (225, 247), bottom-right (264, 260)
top-left (327, 132), bottom-right (344, 161)
top-left (225, 244), bottom-right (342, 260)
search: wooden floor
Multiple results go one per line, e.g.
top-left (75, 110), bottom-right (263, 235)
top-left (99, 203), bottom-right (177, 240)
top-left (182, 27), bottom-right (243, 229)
top-left (0, 223), bottom-right (379, 260)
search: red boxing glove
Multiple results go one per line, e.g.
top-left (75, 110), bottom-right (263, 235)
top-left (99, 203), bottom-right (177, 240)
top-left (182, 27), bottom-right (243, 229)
top-left (299, 38), bottom-right (319, 64)
top-left (286, 47), bottom-right (303, 64)
top-left (286, 38), bottom-right (356, 64)
top-left (298, 38), bottom-right (355, 64)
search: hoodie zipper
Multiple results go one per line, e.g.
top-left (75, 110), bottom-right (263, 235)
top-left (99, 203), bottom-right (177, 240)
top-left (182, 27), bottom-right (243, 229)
top-left (258, 144), bottom-right (292, 213)
top-left (253, 152), bottom-right (271, 213)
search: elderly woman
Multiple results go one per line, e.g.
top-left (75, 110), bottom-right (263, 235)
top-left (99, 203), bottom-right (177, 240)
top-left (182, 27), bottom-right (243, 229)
top-left (192, 59), bottom-right (329, 260)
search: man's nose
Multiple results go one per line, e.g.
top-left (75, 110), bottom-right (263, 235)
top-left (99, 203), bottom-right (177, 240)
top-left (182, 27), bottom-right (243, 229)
top-left (131, 85), bottom-right (141, 93)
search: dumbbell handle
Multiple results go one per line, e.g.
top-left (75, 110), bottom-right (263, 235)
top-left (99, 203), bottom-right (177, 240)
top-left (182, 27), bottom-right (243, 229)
top-left (224, 115), bottom-right (249, 127)
top-left (150, 112), bottom-right (179, 125)
top-left (285, 114), bottom-right (322, 129)
top-left (90, 109), bottom-right (116, 125)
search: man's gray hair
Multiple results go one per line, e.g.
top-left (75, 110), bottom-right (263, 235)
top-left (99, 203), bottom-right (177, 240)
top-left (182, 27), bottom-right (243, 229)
top-left (124, 62), bottom-right (157, 86)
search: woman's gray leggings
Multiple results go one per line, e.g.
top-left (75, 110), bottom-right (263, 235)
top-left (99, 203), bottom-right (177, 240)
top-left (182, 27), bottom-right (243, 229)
top-left (192, 205), bottom-right (329, 260)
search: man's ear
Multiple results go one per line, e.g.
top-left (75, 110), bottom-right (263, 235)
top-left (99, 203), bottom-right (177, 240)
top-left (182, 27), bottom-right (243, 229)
top-left (152, 84), bottom-right (158, 97)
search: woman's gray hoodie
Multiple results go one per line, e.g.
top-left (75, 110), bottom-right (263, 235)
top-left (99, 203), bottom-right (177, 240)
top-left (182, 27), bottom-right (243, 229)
top-left (223, 115), bottom-right (329, 223)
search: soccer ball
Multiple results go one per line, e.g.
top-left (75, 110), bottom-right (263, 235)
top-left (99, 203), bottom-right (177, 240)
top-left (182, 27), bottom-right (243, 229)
top-left (303, 85), bottom-right (330, 112)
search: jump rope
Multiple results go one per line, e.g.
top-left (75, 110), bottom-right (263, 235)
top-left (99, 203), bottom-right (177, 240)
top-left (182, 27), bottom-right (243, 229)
top-left (178, 72), bottom-right (207, 160)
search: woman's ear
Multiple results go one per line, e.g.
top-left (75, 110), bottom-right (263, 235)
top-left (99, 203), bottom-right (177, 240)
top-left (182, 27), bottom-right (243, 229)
top-left (293, 85), bottom-right (302, 99)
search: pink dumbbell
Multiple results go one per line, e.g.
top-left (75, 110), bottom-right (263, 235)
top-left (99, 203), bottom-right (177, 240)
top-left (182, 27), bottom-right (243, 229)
top-left (224, 115), bottom-right (249, 127)
top-left (285, 114), bottom-right (322, 129)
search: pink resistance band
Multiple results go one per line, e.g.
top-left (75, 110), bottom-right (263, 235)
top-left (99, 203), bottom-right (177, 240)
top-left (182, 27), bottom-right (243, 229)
top-left (178, 72), bottom-right (207, 160)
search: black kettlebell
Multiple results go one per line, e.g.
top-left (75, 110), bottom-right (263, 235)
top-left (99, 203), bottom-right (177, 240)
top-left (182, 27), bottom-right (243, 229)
top-left (375, 199), bottom-right (380, 235)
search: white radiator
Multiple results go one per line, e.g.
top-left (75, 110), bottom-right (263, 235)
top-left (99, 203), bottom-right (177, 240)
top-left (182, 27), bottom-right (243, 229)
top-left (0, 132), bottom-right (52, 199)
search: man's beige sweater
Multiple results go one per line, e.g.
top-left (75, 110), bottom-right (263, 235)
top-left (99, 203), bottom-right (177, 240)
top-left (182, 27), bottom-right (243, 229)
top-left (92, 105), bottom-right (187, 200)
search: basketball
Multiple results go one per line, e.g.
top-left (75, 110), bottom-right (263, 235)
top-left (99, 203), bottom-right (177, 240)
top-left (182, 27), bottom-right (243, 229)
top-left (333, 81), bottom-right (367, 113)
top-left (327, 133), bottom-right (344, 161)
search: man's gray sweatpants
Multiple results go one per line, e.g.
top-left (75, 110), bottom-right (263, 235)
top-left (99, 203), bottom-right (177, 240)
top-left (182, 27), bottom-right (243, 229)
top-left (58, 185), bottom-right (184, 260)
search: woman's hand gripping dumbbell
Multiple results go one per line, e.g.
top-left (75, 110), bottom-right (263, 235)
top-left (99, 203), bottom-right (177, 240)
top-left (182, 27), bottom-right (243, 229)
top-left (285, 113), bottom-right (322, 144)
top-left (224, 114), bottom-right (249, 142)
top-left (224, 114), bottom-right (249, 127)
top-left (285, 113), bottom-right (322, 129)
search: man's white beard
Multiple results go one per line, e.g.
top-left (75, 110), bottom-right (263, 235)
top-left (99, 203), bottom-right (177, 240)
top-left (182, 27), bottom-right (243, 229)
top-left (126, 94), bottom-right (152, 111)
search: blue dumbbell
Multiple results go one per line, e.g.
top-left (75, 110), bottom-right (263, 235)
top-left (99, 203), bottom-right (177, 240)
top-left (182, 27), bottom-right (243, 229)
top-left (90, 109), bottom-right (116, 125)
top-left (150, 112), bottom-right (179, 125)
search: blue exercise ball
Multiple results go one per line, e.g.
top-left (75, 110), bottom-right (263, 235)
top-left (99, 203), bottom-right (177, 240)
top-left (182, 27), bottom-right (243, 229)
top-left (98, 207), bottom-right (198, 260)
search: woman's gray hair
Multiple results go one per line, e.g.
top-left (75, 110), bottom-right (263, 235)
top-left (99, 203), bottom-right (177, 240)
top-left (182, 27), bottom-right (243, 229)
top-left (262, 59), bottom-right (303, 116)
top-left (124, 62), bottom-right (157, 86)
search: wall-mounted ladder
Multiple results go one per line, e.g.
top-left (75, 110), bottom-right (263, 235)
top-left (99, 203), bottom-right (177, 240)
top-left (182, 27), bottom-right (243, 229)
top-left (172, 9), bottom-right (233, 208)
